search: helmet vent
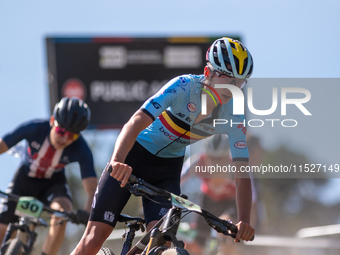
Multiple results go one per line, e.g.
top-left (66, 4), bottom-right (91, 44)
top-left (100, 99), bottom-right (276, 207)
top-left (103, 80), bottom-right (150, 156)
top-left (234, 57), bottom-right (240, 74)
top-left (213, 47), bottom-right (221, 67)
top-left (229, 42), bottom-right (236, 49)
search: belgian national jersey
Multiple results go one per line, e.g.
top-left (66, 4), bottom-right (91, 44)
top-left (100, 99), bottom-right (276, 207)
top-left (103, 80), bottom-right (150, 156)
top-left (137, 74), bottom-right (249, 161)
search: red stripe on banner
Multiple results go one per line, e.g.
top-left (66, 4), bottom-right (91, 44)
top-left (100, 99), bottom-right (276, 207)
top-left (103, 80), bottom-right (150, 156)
top-left (92, 38), bottom-right (133, 43)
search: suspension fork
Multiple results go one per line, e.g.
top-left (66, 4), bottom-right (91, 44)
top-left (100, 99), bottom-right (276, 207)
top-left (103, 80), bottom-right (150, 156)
top-left (1, 223), bottom-right (18, 250)
top-left (1, 218), bottom-right (38, 255)
top-left (120, 223), bottom-right (143, 255)
top-left (142, 207), bottom-right (184, 255)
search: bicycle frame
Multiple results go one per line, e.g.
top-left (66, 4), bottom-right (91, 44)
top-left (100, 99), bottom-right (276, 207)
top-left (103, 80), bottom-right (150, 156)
top-left (103, 168), bottom-right (253, 255)
top-left (123, 207), bottom-right (184, 255)
top-left (117, 193), bottom-right (226, 255)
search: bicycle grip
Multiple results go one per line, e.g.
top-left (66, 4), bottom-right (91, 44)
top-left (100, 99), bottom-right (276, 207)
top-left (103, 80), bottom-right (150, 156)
top-left (128, 174), bottom-right (137, 183)
top-left (105, 163), bottom-right (112, 173)
top-left (105, 163), bottom-right (137, 183)
top-left (228, 222), bottom-right (255, 241)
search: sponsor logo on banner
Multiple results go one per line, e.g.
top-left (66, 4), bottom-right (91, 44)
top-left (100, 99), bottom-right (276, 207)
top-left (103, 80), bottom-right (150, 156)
top-left (62, 78), bottom-right (86, 100)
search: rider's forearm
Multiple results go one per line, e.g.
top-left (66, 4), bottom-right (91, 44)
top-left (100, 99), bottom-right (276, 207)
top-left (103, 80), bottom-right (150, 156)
top-left (0, 139), bottom-right (9, 155)
top-left (110, 110), bottom-right (153, 163)
top-left (234, 162), bottom-right (252, 223)
top-left (82, 177), bottom-right (98, 212)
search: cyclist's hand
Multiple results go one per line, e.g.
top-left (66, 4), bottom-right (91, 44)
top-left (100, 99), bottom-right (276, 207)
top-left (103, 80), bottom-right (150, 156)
top-left (75, 209), bottom-right (90, 225)
top-left (109, 161), bottom-right (133, 188)
top-left (234, 221), bottom-right (255, 242)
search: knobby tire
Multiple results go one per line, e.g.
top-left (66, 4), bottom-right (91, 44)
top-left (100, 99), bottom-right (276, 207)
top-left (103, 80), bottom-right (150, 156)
top-left (4, 239), bottom-right (24, 255)
top-left (97, 247), bottom-right (115, 255)
top-left (148, 246), bottom-right (168, 255)
top-left (161, 247), bottom-right (190, 255)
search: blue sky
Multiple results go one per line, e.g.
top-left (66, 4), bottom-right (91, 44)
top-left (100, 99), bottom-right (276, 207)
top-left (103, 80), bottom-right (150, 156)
top-left (1, 0), bottom-right (340, 198)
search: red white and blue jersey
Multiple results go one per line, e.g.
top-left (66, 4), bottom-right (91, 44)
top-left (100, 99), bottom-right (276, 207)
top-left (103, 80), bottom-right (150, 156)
top-left (2, 119), bottom-right (96, 179)
top-left (137, 74), bottom-right (249, 160)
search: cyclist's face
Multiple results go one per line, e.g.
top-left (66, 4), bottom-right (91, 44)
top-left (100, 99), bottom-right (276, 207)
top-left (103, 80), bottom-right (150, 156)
top-left (211, 72), bottom-right (246, 104)
top-left (49, 117), bottom-right (77, 149)
top-left (206, 66), bottom-right (246, 104)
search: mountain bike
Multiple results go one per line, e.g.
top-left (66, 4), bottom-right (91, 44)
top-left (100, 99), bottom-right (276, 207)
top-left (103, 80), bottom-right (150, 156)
top-left (0, 190), bottom-right (89, 255)
top-left (98, 166), bottom-right (254, 255)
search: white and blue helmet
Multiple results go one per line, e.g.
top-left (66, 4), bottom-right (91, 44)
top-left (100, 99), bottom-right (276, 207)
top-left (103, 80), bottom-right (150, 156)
top-left (206, 37), bottom-right (253, 79)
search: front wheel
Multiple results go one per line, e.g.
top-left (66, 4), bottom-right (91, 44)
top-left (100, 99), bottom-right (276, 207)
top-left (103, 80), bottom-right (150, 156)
top-left (96, 247), bottom-right (115, 255)
top-left (161, 247), bottom-right (190, 255)
top-left (4, 239), bottom-right (24, 255)
top-left (148, 246), bottom-right (168, 255)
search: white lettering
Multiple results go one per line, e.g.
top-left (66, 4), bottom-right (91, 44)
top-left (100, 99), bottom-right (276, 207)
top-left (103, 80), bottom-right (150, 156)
top-left (281, 88), bottom-right (312, 116)
top-left (90, 80), bottom-right (166, 102)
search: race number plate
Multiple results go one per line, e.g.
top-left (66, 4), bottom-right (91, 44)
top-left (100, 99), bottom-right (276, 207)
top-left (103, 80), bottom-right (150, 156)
top-left (15, 197), bottom-right (44, 222)
top-left (171, 193), bottom-right (202, 213)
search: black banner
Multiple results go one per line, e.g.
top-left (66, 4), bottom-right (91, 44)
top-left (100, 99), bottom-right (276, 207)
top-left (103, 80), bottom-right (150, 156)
top-left (46, 36), bottom-right (240, 128)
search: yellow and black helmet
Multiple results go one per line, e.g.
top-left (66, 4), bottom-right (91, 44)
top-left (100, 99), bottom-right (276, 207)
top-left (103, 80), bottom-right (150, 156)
top-left (206, 37), bottom-right (253, 79)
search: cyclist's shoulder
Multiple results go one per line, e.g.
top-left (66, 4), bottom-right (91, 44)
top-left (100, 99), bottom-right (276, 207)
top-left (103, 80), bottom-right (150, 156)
top-left (165, 74), bottom-right (204, 91)
top-left (24, 118), bottom-right (50, 128)
top-left (65, 135), bottom-right (93, 158)
top-left (4, 119), bottom-right (49, 137)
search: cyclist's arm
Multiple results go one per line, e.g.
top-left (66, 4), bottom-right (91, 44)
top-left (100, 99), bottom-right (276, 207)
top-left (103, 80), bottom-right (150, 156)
top-left (233, 161), bottom-right (255, 242)
top-left (0, 138), bottom-right (9, 154)
top-left (109, 109), bottom-right (154, 187)
top-left (82, 176), bottom-right (97, 212)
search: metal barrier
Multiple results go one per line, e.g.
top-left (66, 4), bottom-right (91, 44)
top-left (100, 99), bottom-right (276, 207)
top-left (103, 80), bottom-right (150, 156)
top-left (243, 224), bottom-right (340, 255)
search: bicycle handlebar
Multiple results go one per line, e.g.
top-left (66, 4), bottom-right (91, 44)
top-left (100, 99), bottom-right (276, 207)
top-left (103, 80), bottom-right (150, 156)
top-left (0, 190), bottom-right (89, 225)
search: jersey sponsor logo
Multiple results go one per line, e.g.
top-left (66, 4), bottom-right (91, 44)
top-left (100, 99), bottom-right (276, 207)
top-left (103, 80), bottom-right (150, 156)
top-left (31, 141), bottom-right (41, 150)
top-left (187, 102), bottom-right (197, 113)
top-left (175, 112), bottom-right (185, 118)
top-left (163, 88), bottom-right (177, 94)
top-left (176, 77), bottom-right (187, 91)
top-left (159, 127), bottom-right (190, 145)
top-left (234, 141), bottom-right (247, 149)
top-left (202, 126), bottom-right (212, 132)
top-left (237, 123), bottom-right (247, 135)
top-left (198, 124), bottom-right (215, 132)
top-left (104, 211), bottom-right (115, 223)
top-left (179, 77), bottom-right (187, 85)
top-left (62, 156), bottom-right (70, 163)
top-left (150, 99), bottom-right (161, 109)
top-left (160, 126), bottom-right (178, 140)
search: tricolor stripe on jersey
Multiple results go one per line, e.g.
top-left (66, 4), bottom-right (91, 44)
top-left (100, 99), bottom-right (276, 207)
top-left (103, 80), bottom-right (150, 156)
top-left (28, 138), bottom-right (65, 179)
top-left (159, 110), bottom-right (211, 141)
